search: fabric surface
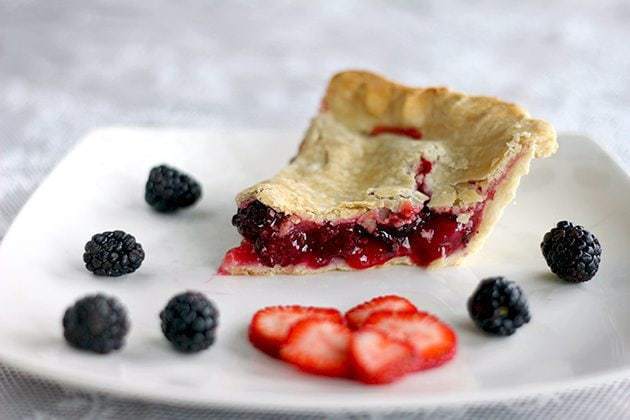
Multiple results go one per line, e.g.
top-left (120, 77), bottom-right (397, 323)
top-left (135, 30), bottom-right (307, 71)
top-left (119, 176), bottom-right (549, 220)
top-left (1, 0), bottom-right (630, 418)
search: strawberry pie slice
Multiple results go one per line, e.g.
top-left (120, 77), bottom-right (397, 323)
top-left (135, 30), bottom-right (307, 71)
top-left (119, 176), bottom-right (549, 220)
top-left (220, 71), bottom-right (557, 275)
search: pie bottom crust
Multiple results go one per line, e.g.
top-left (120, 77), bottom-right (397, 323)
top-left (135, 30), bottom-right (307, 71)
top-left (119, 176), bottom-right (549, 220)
top-left (221, 146), bottom-right (535, 275)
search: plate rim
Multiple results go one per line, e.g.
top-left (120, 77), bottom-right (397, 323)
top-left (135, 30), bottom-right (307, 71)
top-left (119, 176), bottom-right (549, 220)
top-left (0, 128), bottom-right (628, 412)
top-left (0, 342), bottom-right (628, 412)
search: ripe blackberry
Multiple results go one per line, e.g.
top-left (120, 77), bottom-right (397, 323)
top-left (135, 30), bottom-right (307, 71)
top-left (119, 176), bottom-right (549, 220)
top-left (541, 221), bottom-right (601, 283)
top-left (160, 291), bottom-right (219, 353)
top-left (231, 200), bottom-right (284, 241)
top-left (83, 230), bottom-right (145, 277)
top-left (62, 294), bottom-right (130, 354)
top-left (145, 164), bottom-right (202, 212)
top-left (467, 277), bottom-right (531, 336)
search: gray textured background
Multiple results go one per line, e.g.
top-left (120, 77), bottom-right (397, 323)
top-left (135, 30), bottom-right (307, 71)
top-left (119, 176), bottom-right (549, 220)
top-left (1, 0), bottom-right (630, 418)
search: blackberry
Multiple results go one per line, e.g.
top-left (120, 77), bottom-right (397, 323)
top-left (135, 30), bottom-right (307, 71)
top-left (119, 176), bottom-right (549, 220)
top-left (145, 164), bottom-right (202, 212)
top-left (83, 230), bottom-right (145, 277)
top-left (467, 277), bottom-right (531, 336)
top-left (160, 291), bottom-right (219, 353)
top-left (541, 221), bottom-right (601, 283)
top-left (231, 200), bottom-right (283, 241)
top-left (62, 294), bottom-right (129, 354)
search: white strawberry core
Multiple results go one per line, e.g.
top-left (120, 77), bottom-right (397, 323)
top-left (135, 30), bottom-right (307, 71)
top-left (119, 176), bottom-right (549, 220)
top-left (355, 331), bottom-right (408, 373)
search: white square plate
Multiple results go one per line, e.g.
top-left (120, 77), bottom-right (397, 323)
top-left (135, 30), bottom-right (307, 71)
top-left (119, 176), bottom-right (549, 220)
top-left (0, 129), bottom-right (628, 412)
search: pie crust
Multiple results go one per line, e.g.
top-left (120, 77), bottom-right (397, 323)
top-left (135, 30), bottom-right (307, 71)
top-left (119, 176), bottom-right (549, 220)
top-left (221, 71), bottom-right (557, 275)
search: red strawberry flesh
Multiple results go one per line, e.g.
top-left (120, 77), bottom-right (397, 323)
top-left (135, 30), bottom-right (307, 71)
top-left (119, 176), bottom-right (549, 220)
top-left (345, 295), bottom-right (417, 330)
top-left (350, 328), bottom-right (416, 384)
top-left (249, 306), bottom-right (343, 357)
top-left (363, 311), bottom-right (457, 371)
top-left (280, 318), bottom-right (352, 378)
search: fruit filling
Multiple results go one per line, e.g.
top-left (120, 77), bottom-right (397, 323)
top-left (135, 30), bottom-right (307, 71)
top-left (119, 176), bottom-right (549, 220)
top-left (221, 199), bottom-right (483, 273)
top-left (369, 126), bottom-right (423, 140)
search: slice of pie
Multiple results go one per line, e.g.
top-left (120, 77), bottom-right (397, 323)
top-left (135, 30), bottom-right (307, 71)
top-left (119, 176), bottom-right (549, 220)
top-left (219, 71), bottom-right (557, 275)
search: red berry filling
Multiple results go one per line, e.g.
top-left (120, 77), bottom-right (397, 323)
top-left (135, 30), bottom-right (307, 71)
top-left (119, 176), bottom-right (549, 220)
top-left (369, 126), bottom-right (423, 140)
top-left (221, 197), bottom-right (484, 272)
top-left (416, 158), bottom-right (433, 195)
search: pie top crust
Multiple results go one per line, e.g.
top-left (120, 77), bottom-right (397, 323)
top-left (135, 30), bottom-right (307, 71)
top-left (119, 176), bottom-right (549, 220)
top-left (236, 70), bottom-right (557, 222)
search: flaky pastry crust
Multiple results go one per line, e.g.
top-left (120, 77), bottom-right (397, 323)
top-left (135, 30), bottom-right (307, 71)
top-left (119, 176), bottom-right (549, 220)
top-left (227, 70), bottom-right (557, 274)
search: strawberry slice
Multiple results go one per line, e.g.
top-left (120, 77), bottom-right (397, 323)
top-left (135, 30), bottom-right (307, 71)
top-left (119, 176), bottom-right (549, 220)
top-left (249, 306), bottom-right (343, 357)
top-left (363, 311), bottom-right (457, 371)
top-left (280, 318), bottom-right (352, 378)
top-left (345, 295), bottom-right (417, 330)
top-left (349, 328), bottom-right (417, 384)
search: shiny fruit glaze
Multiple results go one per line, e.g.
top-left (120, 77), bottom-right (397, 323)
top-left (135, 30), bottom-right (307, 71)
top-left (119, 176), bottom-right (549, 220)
top-left (220, 200), bottom-right (483, 273)
top-left (369, 126), bottom-right (423, 140)
top-left (416, 158), bottom-right (433, 195)
top-left (218, 240), bottom-right (259, 274)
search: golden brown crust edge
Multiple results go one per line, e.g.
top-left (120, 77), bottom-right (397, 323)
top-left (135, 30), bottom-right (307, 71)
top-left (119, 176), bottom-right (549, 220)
top-left (324, 70), bottom-right (557, 159)
top-left (235, 70), bottom-right (557, 217)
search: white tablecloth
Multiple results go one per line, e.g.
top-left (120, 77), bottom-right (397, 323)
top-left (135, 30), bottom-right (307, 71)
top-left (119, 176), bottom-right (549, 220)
top-left (1, 1), bottom-right (630, 418)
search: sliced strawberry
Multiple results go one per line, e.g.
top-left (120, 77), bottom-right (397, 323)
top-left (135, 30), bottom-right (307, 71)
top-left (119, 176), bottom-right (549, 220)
top-left (280, 318), bottom-right (352, 378)
top-left (345, 295), bottom-right (417, 330)
top-left (249, 306), bottom-right (343, 357)
top-left (363, 311), bottom-right (457, 371)
top-left (349, 328), bottom-right (417, 384)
